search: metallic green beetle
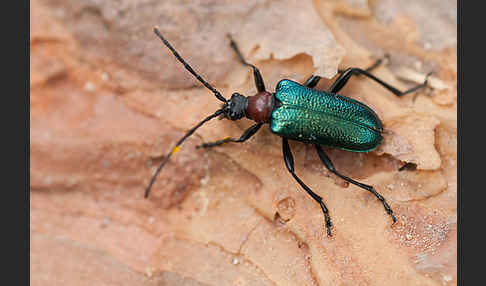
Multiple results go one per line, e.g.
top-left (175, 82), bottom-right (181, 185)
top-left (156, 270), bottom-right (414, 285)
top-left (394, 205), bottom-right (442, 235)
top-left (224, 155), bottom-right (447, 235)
top-left (147, 27), bottom-right (431, 236)
top-left (271, 79), bottom-right (383, 152)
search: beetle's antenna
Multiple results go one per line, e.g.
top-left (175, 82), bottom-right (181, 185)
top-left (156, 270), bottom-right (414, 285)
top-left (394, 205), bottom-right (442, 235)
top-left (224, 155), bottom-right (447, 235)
top-left (153, 26), bottom-right (227, 103)
top-left (145, 108), bottom-right (225, 198)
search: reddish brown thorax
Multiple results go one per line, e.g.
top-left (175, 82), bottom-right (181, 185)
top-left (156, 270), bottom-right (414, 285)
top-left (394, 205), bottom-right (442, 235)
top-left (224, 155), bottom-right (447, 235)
top-left (246, 91), bottom-right (274, 123)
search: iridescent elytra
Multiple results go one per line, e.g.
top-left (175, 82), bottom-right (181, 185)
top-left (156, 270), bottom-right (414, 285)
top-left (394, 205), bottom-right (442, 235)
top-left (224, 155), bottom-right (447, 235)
top-left (146, 26), bottom-right (431, 236)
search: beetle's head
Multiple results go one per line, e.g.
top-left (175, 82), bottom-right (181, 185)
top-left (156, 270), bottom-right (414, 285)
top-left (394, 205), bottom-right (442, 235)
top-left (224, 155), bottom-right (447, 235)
top-left (222, 92), bottom-right (248, 121)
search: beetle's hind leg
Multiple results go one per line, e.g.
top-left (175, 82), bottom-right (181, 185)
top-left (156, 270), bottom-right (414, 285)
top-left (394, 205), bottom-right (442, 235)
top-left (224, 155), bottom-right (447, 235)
top-left (196, 123), bottom-right (263, 149)
top-left (329, 66), bottom-right (432, 96)
top-left (227, 34), bottom-right (266, 92)
top-left (337, 55), bottom-right (389, 74)
top-left (282, 138), bottom-right (333, 236)
top-left (303, 56), bottom-right (388, 89)
top-left (303, 75), bottom-right (322, 88)
top-left (315, 145), bottom-right (397, 225)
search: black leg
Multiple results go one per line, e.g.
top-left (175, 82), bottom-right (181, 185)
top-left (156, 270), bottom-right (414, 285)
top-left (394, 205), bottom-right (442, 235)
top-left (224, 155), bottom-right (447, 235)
top-left (329, 67), bottom-right (431, 96)
top-left (227, 34), bottom-right (266, 92)
top-left (337, 55), bottom-right (389, 74)
top-left (314, 145), bottom-right (397, 224)
top-left (282, 138), bottom-right (333, 236)
top-left (197, 123), bottom-right (263, 149)
top-left (303, 56), bottom-right (388, 89)
top-left (398, 162), bottom-right (417, 171)
top-left (303, 75), bottom-right (322, 88)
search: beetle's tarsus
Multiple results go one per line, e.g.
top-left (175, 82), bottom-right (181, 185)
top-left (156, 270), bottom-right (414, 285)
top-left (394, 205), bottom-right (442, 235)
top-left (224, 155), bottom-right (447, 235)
top-left (391, 214), bottom-right (398, 224)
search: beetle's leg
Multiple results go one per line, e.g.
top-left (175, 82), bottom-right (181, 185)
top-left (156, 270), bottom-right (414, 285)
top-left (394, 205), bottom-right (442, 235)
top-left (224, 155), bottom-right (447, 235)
top-left (282, 138), bottom-right (333, 236)
top-left (227, 34), bottom-right (266, 92)
top-left (314, 145), bottom-right (397, 224)
top-left (303, 75), bottom-right (322, 88)
top-left (337, 55), bottom-right (389, 74)
top-left (196, 123), bottom-right (263, 149)
top-left (329, 67), bottom-right (431, 96)
top-left (398, 162), bottom-right (417, 171)
top-left (303, 56), bottom-right (388, 89)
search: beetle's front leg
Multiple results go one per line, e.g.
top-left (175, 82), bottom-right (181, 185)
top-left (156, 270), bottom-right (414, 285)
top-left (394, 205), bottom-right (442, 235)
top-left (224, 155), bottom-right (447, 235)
top-left (227, 34), bottom-right (266, 93)
top-left (196, 123), bottom-right (263, 149)
top-left (314, 145), bottom-right (397, 224)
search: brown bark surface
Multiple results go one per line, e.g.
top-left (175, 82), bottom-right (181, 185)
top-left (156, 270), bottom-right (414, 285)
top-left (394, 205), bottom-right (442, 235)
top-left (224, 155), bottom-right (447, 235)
top-left (30, 0), bottom-right (457, 285)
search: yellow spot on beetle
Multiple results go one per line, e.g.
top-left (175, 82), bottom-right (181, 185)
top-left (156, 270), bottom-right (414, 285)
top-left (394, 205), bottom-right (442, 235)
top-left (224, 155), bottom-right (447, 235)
top-left (171, 146), bottom-right (181, 155)
top-left (222, 136), bottom-right (230, 145)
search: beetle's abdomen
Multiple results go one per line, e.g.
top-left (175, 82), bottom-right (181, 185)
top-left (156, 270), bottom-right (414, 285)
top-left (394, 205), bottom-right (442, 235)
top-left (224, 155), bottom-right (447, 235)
top-left (271, 79), bottom-right (383, 152)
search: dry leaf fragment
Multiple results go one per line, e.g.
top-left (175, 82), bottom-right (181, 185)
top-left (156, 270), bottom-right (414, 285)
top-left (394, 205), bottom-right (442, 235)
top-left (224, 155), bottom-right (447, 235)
top-left (395, 66), bottom-right (449, 91)
top-left (235, 0), bottom-right (345, 79)
top-left (377, 113), bottom-right (441, 170)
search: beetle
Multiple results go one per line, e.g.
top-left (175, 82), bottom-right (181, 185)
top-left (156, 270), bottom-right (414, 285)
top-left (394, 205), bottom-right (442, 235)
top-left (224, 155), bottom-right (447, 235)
top-left (146, 26), bottom-right (431, 236)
